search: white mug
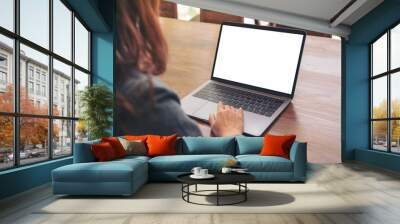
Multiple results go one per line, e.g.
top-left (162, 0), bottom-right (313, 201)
top-left (191, 167), bottom-right (202, 176)
top-left (200, 169), bottom-right (208, 176)
top-left (221, 167), bottom-right (232, 174)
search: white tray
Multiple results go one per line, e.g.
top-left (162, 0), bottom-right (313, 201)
top-left (190, 174), bottom-right (215, 179)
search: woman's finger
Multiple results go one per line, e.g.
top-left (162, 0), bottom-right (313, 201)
top-left (209, 113), bottom-right (216, 125)
top-left (222, 103), bottom-right (229, 111)
top-left (217, 101), bottom-right (224, 111)
top-left (238, 107), bottom-right (244, 117)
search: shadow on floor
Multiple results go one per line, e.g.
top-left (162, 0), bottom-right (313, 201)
top-left (202, 190), bottom-right (295, 207)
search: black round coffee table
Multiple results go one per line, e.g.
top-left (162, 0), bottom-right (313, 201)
top-left (177, 173), bottom-right (255, 206)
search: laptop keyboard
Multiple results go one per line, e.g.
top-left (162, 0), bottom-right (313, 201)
top-left (193, 83), bottom-right (284, 117)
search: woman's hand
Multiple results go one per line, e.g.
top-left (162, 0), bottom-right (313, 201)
top-left (209, 102), bottom-right (244, 137)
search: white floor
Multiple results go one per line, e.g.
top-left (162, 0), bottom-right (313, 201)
top-left (1, 163), bottom-right (400, 224)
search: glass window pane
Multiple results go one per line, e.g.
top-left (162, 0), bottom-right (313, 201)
top-left (0, 0), bottom-right (14, 31)
top-left (391, 24), bottom-right (400, 70)
top-left (0, 116), bottom-right (14, 170)
top-left (20, 0), bottom-right (49, 49)
top-left (53, 119), bottom-right (72, 157)
top-left (75, 120), bottom-right (88, 143)
top-left (177, 5), bottom-right (200, 21)
top-left (372, 121), bottom-right (388, 151)
top-left (390, 120), bottom-right (400, 153)
top-left (372, 33), bottom-right (387, 76)
top-left (391, 120), bottom-right (400, 153)
top-left (391, 72), bottom-right (400, 118)
top-left (74, 18), bottom-right (89, 70)
top-left (53, 0), bottom-right (72, 60)
top-left (0, 34), bottom-right (14, 112)
top-left (74, 69), bottom-right (89, 118)
top-left (53, 59), bottom-right (72, 117)
top-left (372, 76), bottom-right (387, 119)
top-left (20, 44), bottom-right (49, 115)
top-left (20, 117), bottom-right (49, 165)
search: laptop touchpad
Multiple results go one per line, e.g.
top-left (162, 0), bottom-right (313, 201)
top-left (181, 96), bottom-right (208, 115)
top-left (193, 102), bottom-right (217, 121)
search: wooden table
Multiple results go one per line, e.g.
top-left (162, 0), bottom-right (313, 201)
top-left (159, 18), bottom-right (341, 163)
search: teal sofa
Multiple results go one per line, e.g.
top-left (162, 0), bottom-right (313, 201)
top-left (52, 136), bottom-right (307, 196)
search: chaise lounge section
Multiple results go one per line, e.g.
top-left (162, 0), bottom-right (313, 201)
top-left (52, 140), bottom-right (149, 195)
top-left (52, 136), bottom-right (307, 196)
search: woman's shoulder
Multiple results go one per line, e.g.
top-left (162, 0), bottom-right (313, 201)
top-left (152, 77), bottom-right (180, 102)
top-left (118, 69), bottom-right (150, 93)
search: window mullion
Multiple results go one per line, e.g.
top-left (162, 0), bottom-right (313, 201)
top-left (370, 45), bottom-right (373, 149)
top-left (369, 45), bottom-right (374, 149)
top-left (71, 10), bottom-right (76, 155)
top-left (13, 0), bottom-right (21, 166)
top-left (388, 30), bottom-right (391, 152)
top-left (48, 0), bottom-right (54, 160)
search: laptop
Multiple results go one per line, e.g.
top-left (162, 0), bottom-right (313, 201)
top-left (181, 22), bottom-right (306, 136)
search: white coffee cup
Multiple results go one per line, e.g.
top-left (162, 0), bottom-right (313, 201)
top-left (200, 169), bottom-right (208, 176)
top-left (191, 167), bottom-right (202, 176)
top-left (221, 167), bottom-right (232, 174)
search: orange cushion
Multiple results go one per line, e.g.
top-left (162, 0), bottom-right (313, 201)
top-left (101, 137), bottom-right (127, 158)
top-left (259, 134), bottom-right (296, 159)
top-left (146, 134), bottom-right (177, 157)
top-left (124, 135), bottom-right (148, 141)
top-left (91, 142), bottom-right (118, 162)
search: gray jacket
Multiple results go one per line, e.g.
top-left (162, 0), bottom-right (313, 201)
top-left (115, 70), bottom-right (202, 137)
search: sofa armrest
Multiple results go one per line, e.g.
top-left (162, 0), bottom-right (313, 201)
top-left (73, 141), bottom-right (99, 163)
top-left (289, 141), bottom-right (307, 181)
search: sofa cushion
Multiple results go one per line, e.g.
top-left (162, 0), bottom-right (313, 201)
top-left (101, 137), bottom-right (127, 158)
top-left (91, 142), bottom-right (118, 161)
top-left (149, 154), bottom-right (235, 172)
top-left (147, 134), bottom-right (177, 157)
top-left (260, 134), bottom-right (296, 159)
top-left (235, 136), bottom-right (263, 155)
top-left (53, 158), bottom-right (147, 183)
top-left (118, 137), bottom-right (147, 156)
top-left (124, 135), bottom-right (148, 141)
top-left (179, 137), bottom-right (235, 155)
top-left (116, 155), bottom-right (150, 163)
top-left (236, 155), bottom-right (293, 172)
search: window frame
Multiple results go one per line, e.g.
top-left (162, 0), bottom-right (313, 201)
top-left (0, 0), bottom-right (92, 171)
top-left (0, 53), bottom-right (8, 89)
top-left (370, 20), bottom-right (400, 154)
top-left (0, 71), bottom-right (7, 85)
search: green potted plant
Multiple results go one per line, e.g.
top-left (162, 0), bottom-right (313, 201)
top-left (79, 84), bottom-right (113, 140)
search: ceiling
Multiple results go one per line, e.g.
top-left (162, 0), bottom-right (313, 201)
top-left (166, 0), bottom-right (384, 37)
top-left (228, 0), bottom-right (352, 22)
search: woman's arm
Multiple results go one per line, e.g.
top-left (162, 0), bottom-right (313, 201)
top-left (152, 78), bottom-right (202, 136)
top-left (136, 76), bottom-right (244, 137)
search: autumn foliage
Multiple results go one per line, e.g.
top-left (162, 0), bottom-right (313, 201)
top-left (0, 85), bottom-right (59, 151)
top-left (372, 99), bottom-right (400, 142)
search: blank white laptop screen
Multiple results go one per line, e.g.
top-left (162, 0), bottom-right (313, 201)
top-left (212, 25), bottom-right (304, 95)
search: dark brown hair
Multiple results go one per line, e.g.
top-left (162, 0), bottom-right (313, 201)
top-left (116, 0), bottom-right (168, 75)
